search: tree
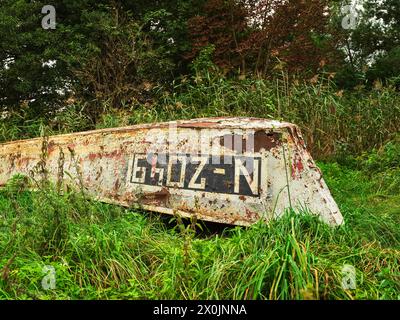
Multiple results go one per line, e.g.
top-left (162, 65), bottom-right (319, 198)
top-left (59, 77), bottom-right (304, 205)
top-left (252, 0), bottom-right (334, 74)
top-left (186, 0), bottom-right (337, 77)
top-left (343, 0), bottom-right (400, 85)
top-left (0, 0), bottom-right (190, 118)
top-left (0, 0), bottom-right (69, 116)
top-left (186, 0), bottom-right (248, 74)
top-left (60, 2), bottom-right (176, 116)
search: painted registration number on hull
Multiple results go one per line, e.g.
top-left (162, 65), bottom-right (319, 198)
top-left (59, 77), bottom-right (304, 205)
top-left (128, 154), bottom-right (262, 197)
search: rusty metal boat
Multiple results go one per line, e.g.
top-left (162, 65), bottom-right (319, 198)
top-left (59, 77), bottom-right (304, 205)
top-left (0, 117), bottom-right (343, 226)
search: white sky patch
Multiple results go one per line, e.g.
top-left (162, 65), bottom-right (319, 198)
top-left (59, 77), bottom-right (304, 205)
top-left (42, 59), bottom-right (56, 68)
top-left (3, 57), bottom-right (14, 70)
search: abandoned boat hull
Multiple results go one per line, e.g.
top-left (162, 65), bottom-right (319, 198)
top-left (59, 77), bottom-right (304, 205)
top-left (0, 117), bottom-right (343, 226)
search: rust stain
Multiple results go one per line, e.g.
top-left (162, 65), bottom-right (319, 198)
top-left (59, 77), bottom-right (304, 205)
top-left (88, 153), bottom-right (98, 161)
top-left (95, 167), bottom-right (103, 181)
top-left (120, 192), bottom-right (136, 204)
top-left (87, 150), bottom-right (123, 161)
top-left (113, 178), bottom-right (120, 192)
top-left (245, 208), bottom-right (259, 220)
top-left (220, 130), bottom-right (281, 153)
top-left (176, 138), bottom-right (189, 149)
top-left (16, 156), bottom-right (35, 167)
top-left (291, 153), bottom-right (304, 179)
top-left (178, 121), bottom-right (216, 128)
top-left (8, 153), bottom-right (21, 170)
top-left (176, 202), bottom-right (243, 225)
top-left (141, 187), bottom-right (170, 204)
top-left (254, 130), bottom-right (281, 152)
top-left (47, 140), bottom-right (56, 154)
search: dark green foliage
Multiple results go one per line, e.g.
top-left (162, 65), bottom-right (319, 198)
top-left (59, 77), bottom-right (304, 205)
top-left (0, 0), bottom-right (69, 114)
top-left (346, 0), bottom-right (400, 85)
top-left (0, 0), bottom-right (188, 116)
top-left (366, 47), bottom-right (400, 87)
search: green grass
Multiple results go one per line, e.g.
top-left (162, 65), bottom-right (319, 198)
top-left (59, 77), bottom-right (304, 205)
top-left (0, 74), bottom-right (399, 300)
top-left (0, 156), bottom-right (399, 300)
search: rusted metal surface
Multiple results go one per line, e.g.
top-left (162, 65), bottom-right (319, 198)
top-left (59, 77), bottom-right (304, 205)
top-left (0, 117), bottom-right (343, 226)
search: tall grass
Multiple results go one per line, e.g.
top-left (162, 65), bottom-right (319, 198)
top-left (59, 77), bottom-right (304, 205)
top-left (0, 148), bottom-right (399, 299)
top-left (131, 74), bottom-right (400, 159)
top-left (0, 74), bottom-right (399, 300)
top-left (2, 74), bottom-right (399, 160)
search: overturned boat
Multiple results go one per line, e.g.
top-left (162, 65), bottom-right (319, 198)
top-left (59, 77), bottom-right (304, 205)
top-left (0, 117), bottom-right (343, 226)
